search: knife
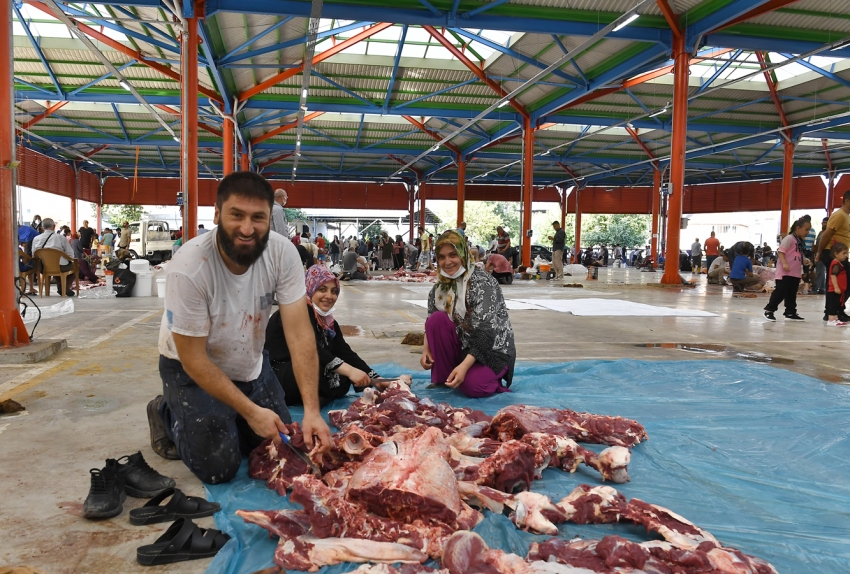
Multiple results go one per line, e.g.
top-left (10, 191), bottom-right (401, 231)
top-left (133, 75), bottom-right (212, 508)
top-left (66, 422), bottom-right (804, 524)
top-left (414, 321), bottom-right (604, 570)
top-left (279, 432), bottom-right (321, 476)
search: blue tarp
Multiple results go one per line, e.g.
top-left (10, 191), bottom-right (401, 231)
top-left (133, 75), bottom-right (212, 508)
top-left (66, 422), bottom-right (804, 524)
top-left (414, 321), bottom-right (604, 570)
top-left (205, 360), bottom-right (850, 574)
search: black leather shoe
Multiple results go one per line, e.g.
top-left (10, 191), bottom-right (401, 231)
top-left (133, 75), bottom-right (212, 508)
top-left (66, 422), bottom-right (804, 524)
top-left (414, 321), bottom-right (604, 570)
top-left (83, 460), bottom-right (126, 519)
top-left (148, 396), bottom-right (179, 461)
top-left (117, 451), bottom-right (176, 498)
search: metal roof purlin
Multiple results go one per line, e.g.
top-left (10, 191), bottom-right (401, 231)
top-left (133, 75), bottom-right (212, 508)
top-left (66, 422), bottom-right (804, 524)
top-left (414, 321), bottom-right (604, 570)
top-left (251, 111), bottom-right (324, 146)
top-left (401, 115), bottom-right (461, 157)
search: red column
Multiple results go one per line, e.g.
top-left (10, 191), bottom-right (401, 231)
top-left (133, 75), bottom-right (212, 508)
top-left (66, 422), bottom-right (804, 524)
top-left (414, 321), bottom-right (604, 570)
top-left (651, 168), bottom-right (661, 260)
top-left (181, 14), bottom-right (199, 242)
top-left (408, 187), bottom-right (415, 241)
top-left (0, 0), bottom-right (28, 347)
top-left (560, 187), bottom-right (567, 229)
top-left (780, 140), bottom-right (794, 235)
top-left (574, 190), bottom-right (582, 263)
top-left (223, 117), bottom-right (234, 176)
top-left (661, 35), bottom-right (690, 284)
top-left (419, 185), bottom-right (426, 230)
top-left (96, 203), bottom-right (102, 233)
top-left (241, 151), bottom-right (250, 171)
top-left (521, 117), bottom-right (533, 267)
top-left (70, 172), bottom-right (78, 232)
top-left (457, 159), bottom-right (465, 227)
top-left (826, 174), bottom-right (834, 215)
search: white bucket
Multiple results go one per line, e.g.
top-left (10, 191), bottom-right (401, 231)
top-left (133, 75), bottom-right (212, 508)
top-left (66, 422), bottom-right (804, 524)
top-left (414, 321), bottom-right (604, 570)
top-left (105, 274), bottom-right (113, 290)
top-left (133, 271), bottom-right (153, 297)
top-left (129, 259), bottom-right (150, 273)
top-left (156, 277), bottom-right (166, 298)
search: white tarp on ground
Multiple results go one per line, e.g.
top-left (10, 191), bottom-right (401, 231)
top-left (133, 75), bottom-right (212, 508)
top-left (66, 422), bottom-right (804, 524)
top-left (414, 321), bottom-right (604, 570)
top-left (403, 299), bottom-right (545, 311)
top-left (511, 298), bottom-right (718, 317)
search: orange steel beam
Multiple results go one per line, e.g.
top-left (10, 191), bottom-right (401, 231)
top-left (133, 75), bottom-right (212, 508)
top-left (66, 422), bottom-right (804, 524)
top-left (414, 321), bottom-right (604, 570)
top-left (625, 125), bottom-right (659, 168)
top-left (223, 117), bottom-right (234, 175)
top-left (422, 25), bottom-right (529, 120)
top-left (238, 23), bottom-right (393, 102)
top-left (241, 151), bottom-right (250, 171)
top-left (755, 52), bottom-right (790, 138)
top-left (82, 144), bottom-right (109, 158)
top-left (457, 159), bottom-right (465, 226)
top-left (21, 100), bottom-right (68, 129)
top-left (780, 141), bottom-right (794, 234)
top-left (651, 167), bottom-right (661, 261)
top-left (25, 1), bottom-right (223, 104)
top-left (388, 154), bottom-right (423, 179)
top-left (521, 116), bottom-right (533, 267)
top-left (559, 187), bottom-right (566, 229)
top-left (656, 0), bottom-right (681, 38)
top-left (549, 49), bottom-right (732, 116)
top-left (661, 34), bottom-right (689, 285)
top-left (154, 104), bottom-right (223, 137)
top-left (250, 111), bottom-right (324, 146)
top-left (574, 189), bottom-right (582, 262)
top-left (557, 162), bottom-right (579, 180)
top-left (258, 152), bottom-right (294, 170)
top-left (823, 139), bottom-right (834, 213)
top-left (182, 12), bottom-right (199, 242)
top-left (402, 115), bottom-right (462, 157)
top-left (475, 123), bottom-right (554, 156)
top-left (715, 0), bottom-right (804, 32)
top-left (0, 0), bottom-right (28, 346)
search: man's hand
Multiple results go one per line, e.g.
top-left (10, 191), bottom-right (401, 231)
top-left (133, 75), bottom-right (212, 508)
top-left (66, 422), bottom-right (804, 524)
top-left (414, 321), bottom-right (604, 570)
top-left (420, 348), bottom-right (434, 370)
top-left (302, 411), bottom-right (333, 454)
top-left (445, 364), bottom-right (469, 389)
top-left (245, 405), bottom-right (288, 444)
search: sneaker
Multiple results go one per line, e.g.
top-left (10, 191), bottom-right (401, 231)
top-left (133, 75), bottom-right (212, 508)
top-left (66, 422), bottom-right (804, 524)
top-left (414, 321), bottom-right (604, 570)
top-left (117, 451), bottom-right (176, 498)
top-left (827, 320), bottom-right (848, 327)
top-left (784, 313), bottom-right (805, 321)
top-left (148, 396), bottom-right (179, 461)
top-left (83, 460), bottom-right (125, 519)
top-left (839, 313), bottom-right (850, 323)
top-left (764, 311), bottom-right (776, 321)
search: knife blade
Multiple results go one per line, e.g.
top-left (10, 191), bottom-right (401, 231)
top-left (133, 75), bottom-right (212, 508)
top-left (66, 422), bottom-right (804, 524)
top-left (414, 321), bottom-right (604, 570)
top-left (279, 432), bottom-right (321, 476)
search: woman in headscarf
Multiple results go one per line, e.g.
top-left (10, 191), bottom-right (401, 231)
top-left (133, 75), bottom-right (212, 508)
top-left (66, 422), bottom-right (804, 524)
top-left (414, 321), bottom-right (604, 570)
top-left (421, 229), bottom-right (515, 397)
top-left (265, 265), bottom-right (382, 406)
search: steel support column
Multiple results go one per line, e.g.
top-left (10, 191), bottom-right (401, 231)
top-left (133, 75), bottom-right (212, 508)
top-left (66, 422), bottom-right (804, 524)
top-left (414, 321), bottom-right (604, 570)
top-left (409, 187), bottom-right (415, 241)
top-left (661, 35), bottom-right (690, 285)
top-left (241, 151), bottom-right (250, 171)
top-left (181, 8), bottom-right (199, 242)
top-left (823, 138), bottom-right (834, 215)
top-left (457, 159), bottom-right (465, 227)
top-left (560, 188), bottom-right (566, 229)
top-left (0, 0), bottom-right (28, 347)
top-left (574, 190), bottom-right (582, 263)
top-left (780, 140), bottom-right (794, 235)
top-left (419, 187), bottom-right (426, 232)
top-left (70, 167), bottom-right (78, 231)
top-left (521, 117), bottom-right (533, 267)
top-left (651, 168), bottom-right (661, 260)
top-left (223, 117), bottom-right (234, 176)
top-left (96, 202), bottom-right (102, 233)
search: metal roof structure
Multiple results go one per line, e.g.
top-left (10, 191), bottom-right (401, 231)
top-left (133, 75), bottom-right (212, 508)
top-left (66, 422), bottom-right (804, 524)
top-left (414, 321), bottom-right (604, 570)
top-left (11, 0), bottom-right (850, 188)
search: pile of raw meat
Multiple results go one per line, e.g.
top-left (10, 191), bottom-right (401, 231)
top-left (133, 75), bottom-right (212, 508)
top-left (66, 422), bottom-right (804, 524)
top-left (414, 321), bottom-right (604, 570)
top-left (370, 270), bottom-right (436, 283)
top-left (238, 377), bottom-right (777, 573)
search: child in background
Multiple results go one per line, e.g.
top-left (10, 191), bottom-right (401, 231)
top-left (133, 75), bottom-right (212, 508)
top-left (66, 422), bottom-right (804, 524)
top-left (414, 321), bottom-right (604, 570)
top-left (826, 242), bottom-right (848, 327)
top-left (764, 218), bottom-right (811, 321)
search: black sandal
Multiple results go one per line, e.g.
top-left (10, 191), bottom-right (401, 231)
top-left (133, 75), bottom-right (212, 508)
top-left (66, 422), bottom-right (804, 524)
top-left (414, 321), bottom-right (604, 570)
top-left (137, 517), bottom-right (229, 565)
top-left (130, 488), bottom-right (220, 525)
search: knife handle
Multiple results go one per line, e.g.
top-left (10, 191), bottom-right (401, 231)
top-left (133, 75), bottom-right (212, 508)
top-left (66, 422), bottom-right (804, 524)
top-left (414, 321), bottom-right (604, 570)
top-left (279, 432), bottom-right (291, 444)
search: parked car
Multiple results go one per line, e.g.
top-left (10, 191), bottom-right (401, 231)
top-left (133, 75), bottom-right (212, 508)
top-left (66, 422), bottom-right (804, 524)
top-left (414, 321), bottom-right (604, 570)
top-left (127, 220), bottom-right (174, 263)
top-left (530, 244), bottom-right (552, 262)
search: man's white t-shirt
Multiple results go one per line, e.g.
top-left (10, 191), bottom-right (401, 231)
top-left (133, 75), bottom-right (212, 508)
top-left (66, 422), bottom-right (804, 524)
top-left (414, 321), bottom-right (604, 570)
top-left (708, 257), bottom-right (726, 274)
top-left (158, 230), bottom-right (305, 382)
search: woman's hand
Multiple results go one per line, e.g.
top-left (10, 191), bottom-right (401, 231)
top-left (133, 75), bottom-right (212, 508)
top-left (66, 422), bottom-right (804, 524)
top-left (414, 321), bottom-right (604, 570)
top-left (420, 348), bottom-right (434, 370)
top-left (347, 367), bottom-right (372, 388)
top-left (445, 355), bottom-right (476, 389)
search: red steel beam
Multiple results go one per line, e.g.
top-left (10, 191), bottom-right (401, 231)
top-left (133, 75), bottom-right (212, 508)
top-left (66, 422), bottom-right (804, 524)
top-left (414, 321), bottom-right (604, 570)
top-left (25, 0), bottom-right (223, 104)
top-left (250, 111), bottom-right (324, 146)
top-left (780, 141), bottom-right (795, 234)
top-left (755, 52), bottom-right (790, 138)
top-left (82, 144), bottom-right (109, 158)
top-left (823, 139), bottom-right (834, 213)
top-left (521, 116), bottom-right (533, 267)
top-left (402, 115), bottom-right (462, 156)
top-left (557, 162), bottom-right (580, 180)
top-left (656, 0), bottom-right (681, 38)
top-left (182, 11), bottom-right (199, 242)
top-left (388, 154), bottom-right (423, 180)
top-left (154, 104), bottom-right (223, 137)
top-left (223, 117), bottom-right (234, 175)
top-left (715, 0), bottom-right (804, 32)
top-left (422, 26), bottom-right (529, 120)
top-left (625, 125), bottom-right (659, 168)
top-left (258, 152), bottom-right (294, 170)
top-left (21, 100), bottom-right (68, 129)
top-left (238, 23), bottom-right (393, 102)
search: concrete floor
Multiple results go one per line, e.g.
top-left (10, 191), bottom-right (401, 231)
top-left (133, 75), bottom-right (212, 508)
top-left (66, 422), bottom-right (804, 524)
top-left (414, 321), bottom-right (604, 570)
top-left (1, 267), bottom-right (848, 573)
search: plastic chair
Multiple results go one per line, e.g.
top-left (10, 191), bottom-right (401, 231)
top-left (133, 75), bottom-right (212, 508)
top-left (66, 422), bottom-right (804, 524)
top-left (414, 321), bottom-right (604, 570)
top-left (33, 248), bottom-right (78, 297)
top-left (18, 249), bottom-right (38, 295)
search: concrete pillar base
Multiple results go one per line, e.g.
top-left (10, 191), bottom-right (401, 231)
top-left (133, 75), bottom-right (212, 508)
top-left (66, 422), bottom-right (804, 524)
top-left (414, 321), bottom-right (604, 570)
top-left (0, 339), bottom-right (66, 364)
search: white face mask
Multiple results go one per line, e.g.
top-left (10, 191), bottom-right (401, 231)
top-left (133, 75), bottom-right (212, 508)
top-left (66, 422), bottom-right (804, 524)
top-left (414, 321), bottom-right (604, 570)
top-left (440, 265), bottom-right (466, 280)
top-left (312, 302), bottom-right (335, 317)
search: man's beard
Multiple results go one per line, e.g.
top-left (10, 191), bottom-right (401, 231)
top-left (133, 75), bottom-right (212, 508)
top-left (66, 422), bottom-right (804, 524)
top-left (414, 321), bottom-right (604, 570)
top-left (217, 224), bottom-right (270, 267)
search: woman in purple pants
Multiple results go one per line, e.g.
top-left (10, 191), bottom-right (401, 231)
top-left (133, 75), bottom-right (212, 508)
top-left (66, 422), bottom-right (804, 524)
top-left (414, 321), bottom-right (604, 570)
top-left (420, 230), bottom-right (515, 398)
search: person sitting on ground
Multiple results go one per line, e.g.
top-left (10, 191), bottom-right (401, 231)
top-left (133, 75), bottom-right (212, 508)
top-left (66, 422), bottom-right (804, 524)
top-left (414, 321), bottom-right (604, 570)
top-left (826, 242), bottom-right (849, 327)
top-left (728, 244), bottom-right (760, 292)
top-left (266, 266), bottom-right (384, 406)
top-left (149, 171), bottom-right (332, 484)
top-left (485, 253), bottom-right (514, 284)
top-left (32, 217), bottom-right (77, 296)
top-left (339, 249), bottom-right (367, 280)
top-left (707, 252), bottom-right (728, 285)
top-left (763, 218), bottom-right (810, 321)
top-left (421, 229), bottom-right (515, 398)
top-left (70, 232), bottom-right (99, 284)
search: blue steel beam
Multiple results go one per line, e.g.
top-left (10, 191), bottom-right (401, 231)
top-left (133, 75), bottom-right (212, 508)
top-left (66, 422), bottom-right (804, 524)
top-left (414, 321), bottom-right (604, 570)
top-left (624, 88), bottom-right (662, 127)
top-left (450, 0), bottom-right (461, 20)
top-left (312, 72), bottom-right (379, 110)
top-left (461, 121), bottom-right (522, 159)
top-left (198, 20), bottom-right (232, 113)
top-left (218, 16), bottom-right (293, 63)
top-left (54, 3), bottom-right (180, 53)
top-left (550, 35), bottom-right (588, 86)
top-left (463, 0), bottom-right (512, 19)
top-left (696, 49), bottom-right (742, 94)
top-left (689, 97), bottom-right (772, 122)
top-left (354, 114), bottom-right (365, 149)
top-left (111, 5), bottom-right (178, 46)
top-left (218, 21), bottom-right (371, 65)
top-left (69, 61), bottom-right (137, 96)
top-left (450, 28), bottom-right (580, 85)
top-left (704, 34), bottom-right (850, 59)
top-left (111, 104), bottom-right (130, 142)
top-left (383, 25), bottom-right (408, 113)
top-left (14, 5), bottom-right (62, 95)
top-left (685, 0), bottom-right (778, 50)
top-left (303, 126), bottom-right (351, 149)
top-left (394, 78), bottom-right (479, 110)
top-left (779, 54), bottom-right (850, 90)
top-left (14, 77), bottom-right (56, 95)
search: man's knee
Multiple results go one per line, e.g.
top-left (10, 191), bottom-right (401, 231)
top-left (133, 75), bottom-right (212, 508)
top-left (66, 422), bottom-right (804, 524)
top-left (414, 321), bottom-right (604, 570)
top-left (177, 414), bottom-right (242, 484)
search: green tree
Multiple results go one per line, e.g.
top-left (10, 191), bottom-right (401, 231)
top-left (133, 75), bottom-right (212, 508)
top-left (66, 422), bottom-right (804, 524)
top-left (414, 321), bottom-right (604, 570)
top-left (102, 204), bottom-right (145, 226)
top-left (284, 207), bottom-right (306, 222)
top-left (582, 214), bottom-right (650, 248)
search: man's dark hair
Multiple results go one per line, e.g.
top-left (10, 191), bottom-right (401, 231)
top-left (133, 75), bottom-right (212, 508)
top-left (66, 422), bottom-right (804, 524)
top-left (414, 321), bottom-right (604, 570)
top-left (739, 245), bottom-right (751, 256)
top-left (216, 171), bottom-right (273, 208)
top-left (844, 190), bottom-right (850, 203)
top-left (801, 214), bottom-right (811, 222)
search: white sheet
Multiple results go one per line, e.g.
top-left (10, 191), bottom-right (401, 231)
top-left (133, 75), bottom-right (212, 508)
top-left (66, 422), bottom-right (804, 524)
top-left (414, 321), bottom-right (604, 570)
top-left (403, 299), bottom-right (545, 311)
top-left (511, 298), bottom-right (718, 317)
